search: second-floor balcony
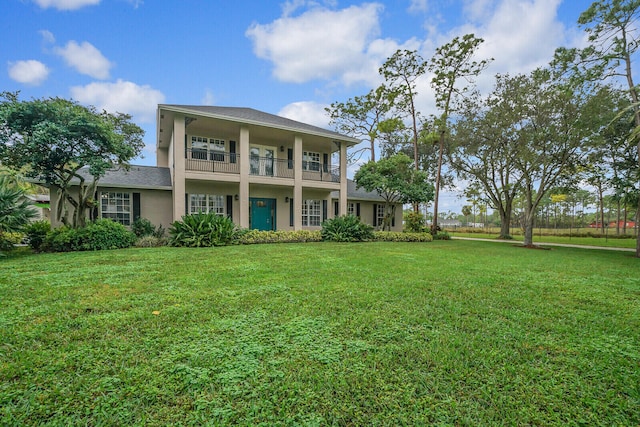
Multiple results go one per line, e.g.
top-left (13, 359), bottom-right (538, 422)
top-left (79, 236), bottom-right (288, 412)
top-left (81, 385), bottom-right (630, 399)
top-left (185, 148), bottom-right (340, 182)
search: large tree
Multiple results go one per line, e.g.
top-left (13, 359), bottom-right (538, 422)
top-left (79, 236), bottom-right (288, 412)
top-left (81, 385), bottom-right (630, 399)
top-left (0, 94), bottom-right (144, 228)
top-left (427, 34), bottom-right (492, 234)
top-left (554, 0), bottom-right (640, 255)
top-left (326, 86), bottom-right (393, 163)
top-left (452, 69), bottom-right (595, 246)
top-left (513, 69), bottom-right (592, 247)
top-left (379, 50), bottom-right (426, 171)
top-left (354, 153), bottom-right (433, 231)
top-left (449, 74), bottom-right (524, 239)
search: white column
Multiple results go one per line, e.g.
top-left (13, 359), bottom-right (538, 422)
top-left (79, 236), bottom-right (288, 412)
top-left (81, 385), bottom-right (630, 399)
top-left (239, 126), bottom-right (250, 228)
top-left (172, 115), bottom-right (186, 221)
top-left (339, 141), bottom-right (348, 215)
top-left (294, 136), bottom-right (303, 230)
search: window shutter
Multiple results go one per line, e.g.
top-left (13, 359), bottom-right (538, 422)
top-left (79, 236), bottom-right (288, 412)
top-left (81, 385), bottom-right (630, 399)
top-left (133, 193), bottom-right (141, 221)
top-left (373, 204), bottom-right (377, 226)
top-left (185, 193), bottom-right (189, 215)
top-left (287, 148), bottom-right (293, 169)
top-left (323, 153), bottom-right (329, 172)
top-left (334, 201), bottom-right (339, 216)
top-left (289, 198), bottom-right (294, 227)
top-left (391, 205), bottom-right (395, 227)
top-left (229, 141), bottom-right (236, 164)
top-left (226, 195), bottom-right (233, 220)
top-left (356, 203), bottom-right (360, 218)
top-left (322, 200), bottom-right (327, 221)
top-left (92, 192), bottom-right (99, 221)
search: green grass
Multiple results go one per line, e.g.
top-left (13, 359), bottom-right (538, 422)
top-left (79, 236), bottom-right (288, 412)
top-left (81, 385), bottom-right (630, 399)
top-left (1, 241), bottom-right (639, 425)
top-left (449, 230), bottom-right (638, 249)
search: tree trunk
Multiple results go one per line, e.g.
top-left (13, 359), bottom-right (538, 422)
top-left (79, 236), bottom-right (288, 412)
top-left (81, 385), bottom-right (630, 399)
top-left (598, 187), bottom-right (605, 234)
top-left (523, 208), bottom-right (535, 247)
top-left (432, 131), bottom-right (445, 234)
top-left (497, 202), bottom-right (512, 239)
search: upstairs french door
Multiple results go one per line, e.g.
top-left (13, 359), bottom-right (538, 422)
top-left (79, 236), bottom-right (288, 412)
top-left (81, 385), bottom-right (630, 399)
top-left (249, 145), bottom-right (275, 176)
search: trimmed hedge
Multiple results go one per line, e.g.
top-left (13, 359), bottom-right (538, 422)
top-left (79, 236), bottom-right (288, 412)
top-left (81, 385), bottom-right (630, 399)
top-left (239, 230), bottom-right (322, 245)
top-left (373, 231), bottom-right (433, 242)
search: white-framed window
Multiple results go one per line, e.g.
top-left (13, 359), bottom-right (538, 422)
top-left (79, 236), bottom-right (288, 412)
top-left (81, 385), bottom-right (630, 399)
top-left (191, 136), bottom-right (209, 160)
top-left (100, 192), bottom-right (131, 225)
top-left (303, 151), bottom-right (320, 171)
top-left (209, 138), bottom-right (225, 161)
top-left (348, 202), bottom-right (356, 216)
top-left (189, 194), bottom-right (225, 216)
top-left (208, 195), bottom-right (225, 216)
top-left (191, 136), bottom-right (226, 161)
top-left (302, 199), bottom-right (321, 226)
top-left (376, 204), bottom-right (385, 227)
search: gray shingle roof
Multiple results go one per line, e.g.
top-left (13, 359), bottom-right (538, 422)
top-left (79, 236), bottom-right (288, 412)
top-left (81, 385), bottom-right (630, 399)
top-left (331, 180), bottom-right (387, 202)
top-left (160, 105), bottom-right (359, 144)
top-left (72, 165), bottom-right (172, 189)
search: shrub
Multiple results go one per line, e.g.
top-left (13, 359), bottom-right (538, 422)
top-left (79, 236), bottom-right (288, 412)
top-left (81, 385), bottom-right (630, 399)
top-left (134, 235), bottom-right (168, 248)
top-left (25, 220), bottom-right (51, 252)
top-left (169, 213), bottom-right (240, 247)
top-left (43, 226), bottom-right (79, 252)
top-left (238, 229), bottom-right (322, 245)
top-left (432, 230), bottom-right (451, 240)
top-left (373, 231), bottom-right (433, 242)
top-left (43, 220), bottom-right (135, 252)
top-left (78, 220), bottom-right (136, 250)
top-left (404, 211), bottom-right (427, 233)
top-left (131, 217), bottom-right (155, 237)
top-left (321, 215), bottom-right (374, 242)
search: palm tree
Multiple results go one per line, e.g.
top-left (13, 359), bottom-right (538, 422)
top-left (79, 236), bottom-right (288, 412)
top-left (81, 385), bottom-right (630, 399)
top-left (0, 175), bottom-right (38, 252)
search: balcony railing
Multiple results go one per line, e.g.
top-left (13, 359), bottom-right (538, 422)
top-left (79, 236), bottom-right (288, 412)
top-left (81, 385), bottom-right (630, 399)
top-left (184, 149), bottom-right (340, 182)
top-left (250, 156), bottom-right (294, 179)
top-left (185, 149), bottom-right (239, 174)
top-left (302, 165), bottom-right (341, 182)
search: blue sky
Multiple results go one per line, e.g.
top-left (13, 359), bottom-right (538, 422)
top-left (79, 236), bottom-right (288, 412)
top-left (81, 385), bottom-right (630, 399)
top-left (2, 0), bottom-right (593, 213)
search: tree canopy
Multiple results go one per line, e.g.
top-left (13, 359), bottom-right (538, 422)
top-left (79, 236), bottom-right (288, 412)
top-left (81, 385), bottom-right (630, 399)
top-left (0, 94), bottom-right (145, 228)
top-left (354, 153), bottom-right (433, 230)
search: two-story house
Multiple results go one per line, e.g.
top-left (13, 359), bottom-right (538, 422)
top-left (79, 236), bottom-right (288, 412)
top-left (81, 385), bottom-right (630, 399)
top-left (49, 105), bottom-right (403, 231)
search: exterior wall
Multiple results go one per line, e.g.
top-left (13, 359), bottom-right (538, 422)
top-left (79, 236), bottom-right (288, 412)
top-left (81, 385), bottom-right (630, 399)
top-left (184, 181), bottom-right (239, 223)
top-left (337, 200), bottom-right (403, 232)
top-left (128, 188), bottom-right (173, 229)
top-left (48, 186), bottom-right (173, 229)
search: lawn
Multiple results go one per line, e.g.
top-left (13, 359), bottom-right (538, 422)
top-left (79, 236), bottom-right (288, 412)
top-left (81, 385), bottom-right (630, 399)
top-left (1, 241), bottom-right (639, 425)
top-left (448, 230), bottom-right (638, 249)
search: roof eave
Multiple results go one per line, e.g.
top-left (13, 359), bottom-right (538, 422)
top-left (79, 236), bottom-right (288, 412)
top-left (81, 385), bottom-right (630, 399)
top-left (158, 104), bottom-right (360, 146)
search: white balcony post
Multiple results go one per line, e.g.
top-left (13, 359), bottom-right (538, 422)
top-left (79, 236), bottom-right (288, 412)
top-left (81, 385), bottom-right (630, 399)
top-left (294, 136), bottom-right (303, 230)
top-left (239, 126), bottom-right (250, 228)
top-left (172, 115), bottom-right (186, 221)
top-left (339, 141), bottom-right (347, 215)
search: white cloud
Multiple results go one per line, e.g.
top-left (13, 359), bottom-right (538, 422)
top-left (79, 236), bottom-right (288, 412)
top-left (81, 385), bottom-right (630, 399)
top-left (39, 30), bottom-right (55, 44)
top-left (247, 3), bottom-right (387, 85)
top-left (7, 60), bottom-right (50, 85)
top-left (33, 0), bottom-right (100, 10)
top-left (201, 89), bottom-right (216, 106)
top-left (70, 79), bottom-right (165, 123)
top-left (54, 40), bottom-right (112, 79)
top-left (278, 101), bottom-right (331, 129)
top-left (408, 0), bottom-right (429, 14)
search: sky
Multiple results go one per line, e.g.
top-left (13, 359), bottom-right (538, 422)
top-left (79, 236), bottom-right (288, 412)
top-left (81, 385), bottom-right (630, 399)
top-left (2, 0), bottom-right (593, 213)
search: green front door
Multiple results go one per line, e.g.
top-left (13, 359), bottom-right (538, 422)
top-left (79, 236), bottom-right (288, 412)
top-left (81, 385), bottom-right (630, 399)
top-left (250, 198), bottom-right (276, 231)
